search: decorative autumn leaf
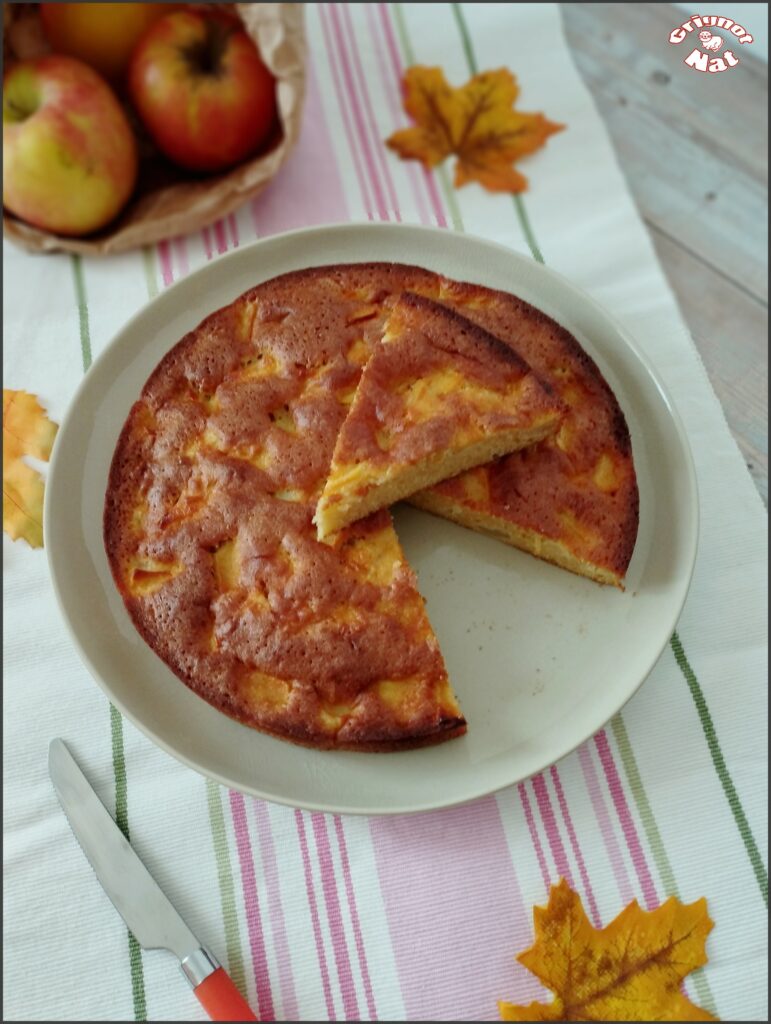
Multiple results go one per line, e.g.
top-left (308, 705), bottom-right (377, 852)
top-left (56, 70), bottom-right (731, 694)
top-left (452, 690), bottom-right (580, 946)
top-left (386, 66), bottom-right (564, 194)
top-left (3, 389), bottom-right (58, 548)
top-left (499, 879), bottom-right (717, 1021)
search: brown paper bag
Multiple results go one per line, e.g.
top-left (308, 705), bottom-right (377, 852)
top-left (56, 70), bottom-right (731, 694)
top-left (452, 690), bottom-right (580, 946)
top-left (3, 3), bottom-right (306, 255)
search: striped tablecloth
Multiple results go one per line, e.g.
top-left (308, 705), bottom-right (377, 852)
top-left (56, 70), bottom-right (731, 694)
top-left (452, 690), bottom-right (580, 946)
top-left (4, 4), bottom-right (767, 1021)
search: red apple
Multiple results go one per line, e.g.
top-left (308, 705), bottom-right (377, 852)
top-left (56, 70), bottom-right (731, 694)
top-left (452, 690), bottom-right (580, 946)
top-left (3, 56), bottom-right (137, 236)
top-left (128, 9), bottom-right (277, 174)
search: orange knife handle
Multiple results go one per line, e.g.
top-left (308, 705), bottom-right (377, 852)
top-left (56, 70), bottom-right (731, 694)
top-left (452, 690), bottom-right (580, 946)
top-left (193, 967), bottom-right (257, 1021)
top-left (181, 949), bottom-right (258, 1022)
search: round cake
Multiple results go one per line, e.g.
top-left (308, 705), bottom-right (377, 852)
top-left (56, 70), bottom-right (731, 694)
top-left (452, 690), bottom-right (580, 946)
top-left (104, 263), bottom-right (638, 751)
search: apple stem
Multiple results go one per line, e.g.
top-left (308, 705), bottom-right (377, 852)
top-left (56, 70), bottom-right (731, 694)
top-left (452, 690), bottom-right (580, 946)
top-left (182, 20), bottom-right (235, 78)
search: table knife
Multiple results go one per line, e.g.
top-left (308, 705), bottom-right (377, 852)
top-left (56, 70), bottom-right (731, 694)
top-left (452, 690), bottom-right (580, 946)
top-left (48, 738), bottom-right (257, 1022)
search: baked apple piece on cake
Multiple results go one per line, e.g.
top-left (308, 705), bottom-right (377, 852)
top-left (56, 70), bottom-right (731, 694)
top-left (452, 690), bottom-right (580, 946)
top-left (315, 292), bottom-right (564, 540)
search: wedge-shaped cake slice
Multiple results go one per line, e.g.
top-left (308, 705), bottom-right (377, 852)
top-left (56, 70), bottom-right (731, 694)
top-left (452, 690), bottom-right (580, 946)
top-left (409, 277), bottom-right (639, 587)
top-left (315, 292), bottom-right (564, 540)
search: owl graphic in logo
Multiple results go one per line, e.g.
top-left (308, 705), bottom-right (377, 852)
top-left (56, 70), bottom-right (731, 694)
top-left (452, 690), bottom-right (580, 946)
top-left (699, 30), bottom-right (724, 51)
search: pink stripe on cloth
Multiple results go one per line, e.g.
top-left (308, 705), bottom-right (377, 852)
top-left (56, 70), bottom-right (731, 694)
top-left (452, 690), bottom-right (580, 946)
top-left (213, 219), bottom-right (229, 255)
top-left (317, 9), bottom-right (375, 222)
top-left (550, 765), bottom-right (601, 927)
top-left (364, 1), bottom-right (436, 230)
top-left (364, 3), bottom-right (430, 227)
top-left (419, 162), bottom-right (447, 227)
top-left (252, 52), bottom-right (351, 236)
top-left (532, 774), bottom-right (575, 887)
top-left (228, 792), bottom-right (276, 1020)
top-left (595, 730), bottom-right (659, 909)
top-left (333, 817), bottom-right (378, 1020)
top-left (339, 3), bottom-right (401, 222)
top-left (295, 810), bottom-right (337, 1021)
top-left (157, 241), bottom-right (174, 287)
top-left (202, 226), bottom-right (214, 261)
top-left (326, 4), bottom-right (389, 220)
top-left (370, 797), bottom-right (544, 1021)
top-left (518, 784), bottom-right (551, 891)
top-left (311, 814), bottom-right (360, 1021)
top-left (578, 744), bottom-right (635, 906)
top-left (363, 4), bottom-right (427, 225)
top-left (252, 800), bottom-right (300, 1022)
top-left (378, 3), bottom-right (448, 227)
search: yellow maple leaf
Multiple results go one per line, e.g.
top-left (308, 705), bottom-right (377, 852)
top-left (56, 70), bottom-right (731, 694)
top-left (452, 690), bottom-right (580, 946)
top-left (386, 65), bottom-right (564, 194)
top-left (499, 879), bottom-right (717, 1021)
top-left (3, 389), bottom-right (58, 548)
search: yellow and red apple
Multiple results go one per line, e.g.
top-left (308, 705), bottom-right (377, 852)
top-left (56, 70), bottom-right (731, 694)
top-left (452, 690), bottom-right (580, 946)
top-left (39, 2), bottom-right (173, 84)
top-left (3, 56), bottom-right (137, 236)
top-left (128, 9), bottom-right (277, 173)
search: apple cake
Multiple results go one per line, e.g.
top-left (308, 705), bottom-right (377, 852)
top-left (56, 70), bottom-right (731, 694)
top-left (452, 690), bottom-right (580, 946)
top-left (104, 262), bottom-right (638, 750)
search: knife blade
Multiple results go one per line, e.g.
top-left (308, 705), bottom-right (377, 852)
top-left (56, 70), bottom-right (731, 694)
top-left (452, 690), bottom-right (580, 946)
top-left (49, 738), bottom-right (257, 1022)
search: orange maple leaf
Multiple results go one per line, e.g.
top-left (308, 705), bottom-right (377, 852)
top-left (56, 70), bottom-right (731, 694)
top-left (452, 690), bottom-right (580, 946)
top-left (499, 880), bottom-right (717, 1021)
top-left (386, 66), bottom-right (564, 194)
top-left (3, 389), bottom-right (58, 548)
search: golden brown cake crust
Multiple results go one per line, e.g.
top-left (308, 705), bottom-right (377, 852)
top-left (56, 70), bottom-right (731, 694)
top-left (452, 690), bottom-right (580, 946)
top-left (332, 291), bottom-right (563, 467)
top-left (104, 263), bottom-right (466, 752)
top-left (104, 261), bottom-right (638, 752)
top-left (414, 277), bottom-right (639, 583)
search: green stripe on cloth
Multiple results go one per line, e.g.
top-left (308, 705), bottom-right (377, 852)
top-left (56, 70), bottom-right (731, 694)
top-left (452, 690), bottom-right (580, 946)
top-left (610, 714), bottom-right (717, 1016)
top-left (71, 256), bottom-right (92, 370)
top-left (142, 247), bottom-right (159, 300)
top-left (610, 716), bottom-right (678, 895)
top-left (73, 256), bottom-right (147, 1022)
top-left (450, 3), bottom-right (544, 262)
top-left (437, 165), bottom-right (465, 232)
top-left (512, 194), bottom-right (545, 264)
top-left (451, 2), bottom-right (477, 74)
top-left (671, 632), bottom-right (768, 906)
top-left (111, 705), bottom-right (148, 1022)
top-left (206, 780), bottom-right (249, 999)
top-left (392, 3), bottom-right (414, 64)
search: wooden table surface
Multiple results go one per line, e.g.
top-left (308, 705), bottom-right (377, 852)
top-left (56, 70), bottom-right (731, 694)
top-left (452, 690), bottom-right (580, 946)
top-left (562, 3), bottom-right (768, 504)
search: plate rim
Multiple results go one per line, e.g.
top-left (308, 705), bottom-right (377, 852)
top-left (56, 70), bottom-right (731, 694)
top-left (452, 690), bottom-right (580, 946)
top-left (44, 221), bottom-right (700, 815)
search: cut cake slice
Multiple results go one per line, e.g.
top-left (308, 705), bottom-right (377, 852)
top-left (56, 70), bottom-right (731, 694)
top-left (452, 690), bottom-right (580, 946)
top-left (315, 291), bottom-right (564, 540)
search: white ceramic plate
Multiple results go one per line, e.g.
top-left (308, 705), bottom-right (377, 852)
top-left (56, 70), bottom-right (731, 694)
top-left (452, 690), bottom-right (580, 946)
top-left (45, 224), bottom-right (698, 815)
